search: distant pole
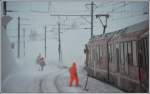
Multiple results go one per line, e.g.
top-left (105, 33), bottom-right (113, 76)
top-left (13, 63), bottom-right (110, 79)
top-left (23, 28), bottom-right (25, 56)
top-left (91, 1), bottom-right (94, 38)
top-left (3, 1), bottom-right (7, 15)
top-left (58, 22), bottom-right (62, 63)
top-left (44, 26), bottom-right (47, 58)
top-left (18, 17), bottom-right (20, 58)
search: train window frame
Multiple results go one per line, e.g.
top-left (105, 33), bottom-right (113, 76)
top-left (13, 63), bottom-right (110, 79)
top-left (108, 44), bottom-right (112, 63)
top-left (98, 45), bottom-right (102, 63)
top-left (127, 41), bottom-right (133, 65)
top-left (111, 44), bottom-right (113, 63)
top-left (124, 42), bottom-right (128, 74)
top-left (99, 45), bottom-right (101, 64)
top-left (142, 39), bottom-right (146, 68)
top-left (116, 44), bottom-right (120, 72)
top-left (112, 44), bottom-right (115, 63)
top-left (92, 47), bottom-right (96, 65)
top-left (101, 45), bottom-right (104, 57)
top-left (96, 46), bottom-right (99, 64)
top-left (132, 41), bottom-right (137, 66)
top-left (90, 47), bottom-right (93, 66)
top-left (141, 38), bottom-right (148, 68)
top-left (120, 42), bottom-right (124, 65)
top-left (145, 38), bottom-right (148, 64)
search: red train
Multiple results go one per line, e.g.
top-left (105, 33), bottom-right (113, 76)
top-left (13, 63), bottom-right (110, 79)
top-left (84, 20), bottom-right (149, 92)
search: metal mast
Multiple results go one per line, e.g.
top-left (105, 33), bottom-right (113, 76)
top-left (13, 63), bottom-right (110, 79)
top-left (18, 17), bottom-right (20, 58)
top-left (44, 26), bottom-right (47, 58)
top-left (58, 22), bottom-right (62, 63)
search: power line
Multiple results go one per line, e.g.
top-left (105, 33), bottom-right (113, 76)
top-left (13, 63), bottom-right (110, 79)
top-left (108, 1), bottom-right (128, 14)
top-left (96, 1), bottom-right (125, 9)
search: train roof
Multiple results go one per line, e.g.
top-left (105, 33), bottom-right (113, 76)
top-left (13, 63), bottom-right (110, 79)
top-left (122, 20), bottom-right (149, 33)
top-left (90, 20), bottom-right (149, 42)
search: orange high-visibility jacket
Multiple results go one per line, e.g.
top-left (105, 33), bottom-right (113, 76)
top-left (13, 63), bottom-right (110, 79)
top-left (69, 64), bottom-right (78, 78)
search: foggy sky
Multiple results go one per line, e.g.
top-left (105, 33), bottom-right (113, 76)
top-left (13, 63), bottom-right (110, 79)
top-left (6, 0), bottom-right (149, 66)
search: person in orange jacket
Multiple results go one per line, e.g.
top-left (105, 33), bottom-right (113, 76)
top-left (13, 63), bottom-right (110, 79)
top-left (69, 62), bottom-right (79, 87)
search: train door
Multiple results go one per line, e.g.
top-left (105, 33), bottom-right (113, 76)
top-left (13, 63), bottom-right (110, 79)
top-left (138, 37), bottom-right (149, 92)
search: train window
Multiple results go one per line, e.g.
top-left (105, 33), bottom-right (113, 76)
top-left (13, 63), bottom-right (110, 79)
top-left (108, 44), bottom-right (112, 63)
top-left (111, 44), bottom-right (113, 63)
top-left (127, 41), bottom-right (133, 65)
top-left (112, 44), bottom-right (116, 63)
top-left (120, 43), bottom-right (124, 64)
top-left (144, 38), bottom-right (148, 64)
top-left (97, 46), bottom-right (101, 64)
top-left (91, 47), bottom-right (94, 66)
top-left (124, 42), bottom-right (128, 63)
top-left (99, 46), bottom-right (101, 63)
top-left (90, 47), bottom-right (92, 65)
top-left (132, 41), bottom-right (137, 66)
top-left (124, 42), bottom-right (128, 74)
top-left (111, 44), bottom-right (115, 63)
top-left (116, 47), bottom-right (120, 72)
top-left (99, 45), bottom-right (104, 63)
top-left (142, 39), bottom-right (146, 67)
top-left (91, 47), bottom-right (95, 67)
top-left (92, 47), bottom-right (96, 64)
top-left (96, 46), bottom-right (99, 64)
top-left (101, 45), bottom-right (104, 56)
top-left (93, 47), bottom-right (98, 64)
top-left (139, 39), bottom-right (146, 68)
top-left (142, 38), bottom-right (148, 67)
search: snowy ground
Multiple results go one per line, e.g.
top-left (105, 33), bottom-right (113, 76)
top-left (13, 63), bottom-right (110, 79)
top-left (2, 61), bottom-right (124, 93)
top-left (55, 66), bottom-right (123, 93)
top-left (2, 62), bottom-right (61, 93)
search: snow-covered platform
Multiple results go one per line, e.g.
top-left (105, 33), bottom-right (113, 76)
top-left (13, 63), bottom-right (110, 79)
top-left (55, 66), bottom-right (124, 93)
top-left (2, 62), bottom-right (124, 93)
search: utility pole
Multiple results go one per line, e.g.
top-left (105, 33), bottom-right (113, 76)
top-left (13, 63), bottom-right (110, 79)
top-left (51, 1), bottom-right (96, 39)
top-left (44, 26), bottom-right (47, 58)
top-left (23, 28), bottom-right (25, 56)
top-left (91, 1), bottom-right (94, 38)
top-left (58, 22), bottom-right (62, 63)
top-left (18, 17), bottom-right (20, 58)
top-left (3, 1), bottom-right (7, 15)
top-left (84, 1), bottom-right (96, 38)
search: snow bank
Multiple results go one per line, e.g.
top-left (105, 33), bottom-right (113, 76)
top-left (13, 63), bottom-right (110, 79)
top-left (1, 16), bottom-right (21, 92)
top-left (2, 61), bottom-right (62, 93)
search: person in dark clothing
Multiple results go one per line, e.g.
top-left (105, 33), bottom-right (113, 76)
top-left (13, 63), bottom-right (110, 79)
top-left (39, 57), bottom-right (45, 71)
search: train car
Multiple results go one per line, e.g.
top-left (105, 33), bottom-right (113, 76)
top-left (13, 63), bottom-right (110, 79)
top-left (84, 20), bottom-right (149, 92)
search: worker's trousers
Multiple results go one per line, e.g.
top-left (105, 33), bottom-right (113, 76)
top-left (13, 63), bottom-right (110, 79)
top-left (69, 76), bottom-right (79, 87)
